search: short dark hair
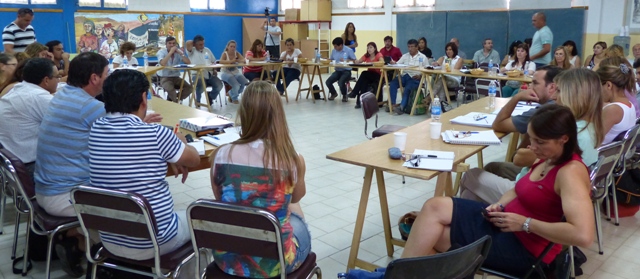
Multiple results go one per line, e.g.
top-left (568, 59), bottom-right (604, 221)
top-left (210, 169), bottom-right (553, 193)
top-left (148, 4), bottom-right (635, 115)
top-left (193, 34), bottom-right (204, 44)
top-left (166, 36), bottom-right (176, 44)
top-left (384, 36), bottom-right (393, 43)
top-left (102, 69), bottom-right (150, 114)
top-left (634, 58), bottom-right (640, 69)
top-left (23, 58), bottom-right (54, 85)
top-left (332, 37), bottom-right (344, 46)
top-left (407, 39), bottom-right (418, 47)
top-left (285, 38), bottom-right (295, 46)
top-left (67, 52), bottom-right (108, 88)
top-left (529, 104), bottom-right (581, 165)
top-left (45, 40), bottom-right (62, 52)
top-left (536, 65), bottom-right (563, 85)
top-left (445, 42), bottom-right (458, 57)
top-left (17, 8), bottom-right (33, 16)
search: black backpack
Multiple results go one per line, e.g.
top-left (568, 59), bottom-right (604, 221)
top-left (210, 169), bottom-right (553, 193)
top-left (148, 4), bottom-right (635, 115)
top-left (612, 168), bottom-right (640, 205)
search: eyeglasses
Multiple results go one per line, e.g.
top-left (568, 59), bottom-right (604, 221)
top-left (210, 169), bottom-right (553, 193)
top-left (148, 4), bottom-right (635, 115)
top-left (453, 131), bottom-right (473, 138)
top-left (406, 155), bottom-right (422, 167)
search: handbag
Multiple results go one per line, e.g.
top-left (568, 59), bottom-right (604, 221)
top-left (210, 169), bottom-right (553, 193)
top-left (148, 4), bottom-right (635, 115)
top-left (397, 211), bottom-right (419, 240)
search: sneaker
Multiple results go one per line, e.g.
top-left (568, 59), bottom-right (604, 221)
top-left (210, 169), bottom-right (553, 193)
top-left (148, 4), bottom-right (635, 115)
top-left (348, 91), bottom-right (357, 98)
top-left (328, 92), bottom-right (338, 100)
top-left (354, 103), bottom-right (361, 109)
top-left (393, 106), bottom-right (404, 115)
top-left (55, 237), bottom-right (84, 278)
top-left (342, 95), bottom-right (348, 102)
top-left (384, 105), bottom-right (391, 113)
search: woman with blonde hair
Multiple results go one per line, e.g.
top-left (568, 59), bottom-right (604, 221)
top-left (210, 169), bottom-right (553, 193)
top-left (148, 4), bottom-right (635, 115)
top-left (219, 40), bottom-right (249, 104)
top-left (112, 41), bottom-right (138, 68)
top-left (549, 46), bottom-right (571, 69)
top-left (210, 81), bottom-right (311, 277)
top-left (599, 56), bottom-right (640, 118)
top-left (605, 44), bottom-right (625, 59)
top-left (597, 64), bottom-right (637, 144)
top-left (243, 39), bottom-right (268, 81)
top-left (24, 42), bottom-right (53, 60)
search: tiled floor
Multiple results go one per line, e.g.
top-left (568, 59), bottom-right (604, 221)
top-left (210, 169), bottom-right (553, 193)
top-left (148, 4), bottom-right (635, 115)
top-left (1, 75), bottom-right (639, 278)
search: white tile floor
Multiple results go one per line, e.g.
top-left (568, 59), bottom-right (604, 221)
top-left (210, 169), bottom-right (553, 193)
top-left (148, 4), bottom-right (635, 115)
top-left (1, 75), bottom-right (639, 278)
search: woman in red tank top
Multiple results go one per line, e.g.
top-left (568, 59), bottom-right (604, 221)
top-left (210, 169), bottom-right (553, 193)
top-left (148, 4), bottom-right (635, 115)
top-left (399, 104), bottom-right (595, 276)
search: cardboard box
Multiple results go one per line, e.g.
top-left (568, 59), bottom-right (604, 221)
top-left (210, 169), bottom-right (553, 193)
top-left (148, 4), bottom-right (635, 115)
top-left (285, 9), bottom-right (300, 21)
top-left (300, 1), bottom-right (310, 21)
top-left (307, 0), bottom-right (332, 21)
top-left (282, 24), bottom-right (309, 41)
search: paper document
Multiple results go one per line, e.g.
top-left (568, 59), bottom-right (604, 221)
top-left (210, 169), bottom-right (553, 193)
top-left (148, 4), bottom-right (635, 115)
top-left (402, 149), bottom-right (454, 171)
top-left (450, 112), bottom-right (496, 128)
top-left (187, 140), bottom-right (205, 155)
top-left (441, 130), bottom-right (501, 146)
top-left (201, 133), bottom-right (241, 146)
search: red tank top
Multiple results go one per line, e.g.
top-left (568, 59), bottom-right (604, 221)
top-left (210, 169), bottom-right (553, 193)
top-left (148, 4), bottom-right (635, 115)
top-left (504, 153), bottom-right (585, 264)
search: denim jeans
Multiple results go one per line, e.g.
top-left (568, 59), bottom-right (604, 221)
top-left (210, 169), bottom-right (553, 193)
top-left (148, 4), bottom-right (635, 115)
top-left (286, 212), bottom-right (311, 273)
top-left (195, 73), bottom-right (223, 104)
top-left (273, 67), bottom-right (300, 94)
top-left (220, 71), bottom-right (249, 101)
top-left (389, 74), bottom-right (420, 108)
top-left (325, 70), bottom-right (352, 96)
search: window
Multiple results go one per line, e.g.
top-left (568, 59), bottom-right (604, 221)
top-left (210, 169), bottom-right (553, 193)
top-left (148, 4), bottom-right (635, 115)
top-left (395, 0), bottom-right (435, 7)
top-left (280, 0), bottom-right (301, 11)
top-left (0, 0), bottom-right (56, 3)
top-left (190, 0), bottom-right (225, 10)
top-left (78, 0), bottom-right (126, 8)
top-left (348, 0), bottom-right (383, 8)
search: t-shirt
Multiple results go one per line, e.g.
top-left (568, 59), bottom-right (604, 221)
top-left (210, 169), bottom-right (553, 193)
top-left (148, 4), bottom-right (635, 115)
top-left (0, 81), bottom-right (53, 163)
top-left (156, 48), bottom-right (183, 77)
top-left (89, 114), bottom-right (185, 249)
top-left (187, 47), bottom-right (216, 78)
top-left (2, 22), bottom-right (36, 52)
top-left (35, 85), bottom-right (106, 196)
top-left (360, 52), bottom-right (384, 74)
top-left (472, 49), bottom-right (501, 65)
top-left (603, 102), bottom-right (637, 144)
top-left (112, 55), bottom-right (139, 66)
top-left (281, 48), bottom-right (302, 71)
top-left (243, 50), bottom-right (266, 73)
top-left (380, 46), bottom-right (402, 62)
top-left (396, 52), bottom-right (428, 77)
top-left (531, 26), bottom-right (553, 64)
top-left (419, 48), bottom-right (432, 59)
top-left (264, 25), bottom-right (281, 46)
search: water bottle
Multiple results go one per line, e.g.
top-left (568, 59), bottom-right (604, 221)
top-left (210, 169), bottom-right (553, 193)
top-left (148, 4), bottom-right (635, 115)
top-left (431, 96), bottom-right (442, 121)
top-left (488, 80), bottom-right (497, 109)
top-left (122, 56), bottom-right (128, 68)
top-left (342, 52), bottom-right (348, 65)
top-left (266, 50), bottom-right (270, 62)
top-left (315, 48), bottom-right (320, 63)
top-left (147, 89), bottom-right (153, 111)
top-left (523, 61), bottom-right (530, 76)
top-left (337, 273), bottom-right (347, 279)
top-left (419, 56), bottom-right (424, 67)
top-left (204, 52), bottom-right (209, 65)
top-left (143, 51), bottom-right (149, 68)
top-left (488, 59), bottom-right (493, 70)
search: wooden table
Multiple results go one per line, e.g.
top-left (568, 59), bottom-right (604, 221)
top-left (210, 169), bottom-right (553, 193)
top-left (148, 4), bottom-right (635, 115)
top-left (326, 98), bottom-right (511, 271)
top-left (296, 62), bottom-right (328, 103)
top-left (136, 66), bottom-right (165, 96)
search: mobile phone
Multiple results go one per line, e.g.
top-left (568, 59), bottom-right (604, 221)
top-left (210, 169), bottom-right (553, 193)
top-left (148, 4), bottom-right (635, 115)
top-left (480, 207), bottom-right (491, 221)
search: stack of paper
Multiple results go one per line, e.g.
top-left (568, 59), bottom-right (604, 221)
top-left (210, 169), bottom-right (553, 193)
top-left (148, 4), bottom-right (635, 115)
top-left (442, 130), bottom-right (501, 146)
top-left (491, 103), bottom-right (538, 116)
top-left (187, 140), bottom-right (205, 155)
top-left (450, 112), bottom-right (496, 128)
top-left (401, 149), bottom-right (455, 171)
top-left (201, 133), bottom-right (241, 147)
top-left (179, 117), bottom-right (233, 132)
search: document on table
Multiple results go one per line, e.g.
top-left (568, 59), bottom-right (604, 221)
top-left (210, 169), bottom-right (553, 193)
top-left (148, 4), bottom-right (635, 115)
top-left (201, 133), bottom-right (241, 146)
top-left (402, 149), bottom-right (455, 171)
top-left (491, 103), bottom-right (538, 116)
top-left (187, 140), bottom-right (205, 155)
top-left (450, 112), bottom-right (496, 128)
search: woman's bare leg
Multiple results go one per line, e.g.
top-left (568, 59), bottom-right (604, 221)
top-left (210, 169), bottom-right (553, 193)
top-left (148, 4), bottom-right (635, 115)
top-left (400, 197), bottom-right (454, 258)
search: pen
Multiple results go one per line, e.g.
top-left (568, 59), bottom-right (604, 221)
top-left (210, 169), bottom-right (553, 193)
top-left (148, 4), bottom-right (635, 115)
top-left (475, 116), bottom-right (487, 121)
top-left (427, 155), bottom-right (438, 158)
top-left (460, 131), bottom-right (479, 135)
top-left (213, 136), bottom-right (220, 140)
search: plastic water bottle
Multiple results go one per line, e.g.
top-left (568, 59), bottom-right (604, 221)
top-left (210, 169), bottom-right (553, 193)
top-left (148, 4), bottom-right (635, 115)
top-left (122, 56), bottom-right (128, 68)
top-left (315, 48), bottom-right (320, 63)
top-left (143, 51), bottom-right (149, 68)
top-left (524, 61), bottom-right (530, 76)
top-left (431, 96), bottom-right (442, 121)
top-left (342, 52), bottom-right (348, 65)
top-left (419, 56), bottom-right (424, 67)
top-left (488, 59), bottom-right (493, 70)
top-left (488, 81), bottom-right (497, 109)
top-left (204, 52), bottom-right (209, 64)
top-left (266, 50), bottom-right (270, 62)
top-left (147, 90), bottom-right (153, 111)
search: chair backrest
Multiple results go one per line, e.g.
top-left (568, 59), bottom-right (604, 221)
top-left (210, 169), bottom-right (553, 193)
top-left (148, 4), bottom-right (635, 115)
top-left (384, 235), bottom-right (491, 279)
top-left (0, 147), bottom-right (35, 217)
top-left (612, 124), bottom-right (640, 176)
top-left (591, 141), bottom-right (624, 200)
top-left (187, 199), bottom-right (285, 276)
top-left (475, 78), bottom-right (501, 97)
top-left (361, 92), bottom-right (379, 139)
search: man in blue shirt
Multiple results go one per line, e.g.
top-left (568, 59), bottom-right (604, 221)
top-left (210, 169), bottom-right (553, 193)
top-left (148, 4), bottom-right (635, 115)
top-left (325, 37), bottom-right (356, 102)
top-left (530, 12), bottom-right (553, 67)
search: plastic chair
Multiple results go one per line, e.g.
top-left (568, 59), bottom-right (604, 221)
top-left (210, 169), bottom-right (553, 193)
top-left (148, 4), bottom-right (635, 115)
top-left (606, 124), bottom-right (640, 225)
top-left (0, 147), bottom-right (79, 278)
top-left (71, 186), bottom-right (194, 279)
top-left (186, 199), bottom-right (322, 279)
top-left (384, 235), bottom-right (491, 279)
top-left (475, 78), bottom-right (502, 99)
top-left (361, 92), bottom-right (405, 140)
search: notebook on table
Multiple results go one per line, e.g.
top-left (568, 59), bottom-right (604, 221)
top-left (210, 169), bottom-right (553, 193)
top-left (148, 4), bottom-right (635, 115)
top-left (449, 112), bottom-right (496, 128)
top-left (201, 133), bottom-right (240, 146)
top-left (442, 130), bottom-right (501, 146)
top-left (401, 149), bottom-right (455, 171)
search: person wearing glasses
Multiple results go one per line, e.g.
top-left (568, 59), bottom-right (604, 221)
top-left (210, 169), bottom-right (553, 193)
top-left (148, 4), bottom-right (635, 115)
top-left (2, 8), bottom-right (36, 53)
top-left (0, 58), bottom-right (58, 179)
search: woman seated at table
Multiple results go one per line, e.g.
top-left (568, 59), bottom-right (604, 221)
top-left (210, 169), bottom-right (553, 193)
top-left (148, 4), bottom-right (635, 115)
top-left (243, 39), bottom-right (268, 82)
top-left (418, 37), bottom-right (432, 60)
top-left (597, 64), bottom-right (637, 144)
top-left (112, 42), bottom-right (138, 68)
top-left (210, 81), bottom-right (311, 277)
top-left (599, 56), bottom-right (640, 118)
top-left (431, 42), bottom-right (463, 100)
top-left (460, 68), bottom-right (602, 204)
top-left (562, 40), bottom-right (581, 68)
top-left (347, 42), bottom-right (384, 109)
top-left (549, 46), bottom-right (572, 69)
top-left (500, 43), bottom-right (536, 98)
top-left (403, 104), bottom-right (594, 277)
top-left (500, 40), bottom-right (522, 67)
top-left (219, 40), bottom-right (249, 104)
top-left (274, 38), bottom-right (303, 96)
top-left (584, 41), bottom-right (607, 70)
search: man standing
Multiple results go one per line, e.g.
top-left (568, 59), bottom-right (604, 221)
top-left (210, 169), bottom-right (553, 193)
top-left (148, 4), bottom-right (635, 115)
top-left (472, 38), bottom-right (501, 65)
top-left (89, 69), bottom-right (199, 261)
top-left (157, 36), bottom-right (193, 102)
top-left (262, 17), bottom-right (281, 59)
top-left (325, 37), bottom-right (356, 102)
top-left (387, 39), bottom-right (428, 115)
top-left (46, 40), bottom-right (70, 78)
top-left (0, 58), bottom-right (58, 178)
top-left (450, 38), bottom-right (466, 59)
top-left (2, 8), bottom-right (36, 53)
top-left (380, 36), bottom-right (402, 62)
top-left (529, 12), bottom-right (553, 67)
top-left (186, 34), bottom-right (223, 106)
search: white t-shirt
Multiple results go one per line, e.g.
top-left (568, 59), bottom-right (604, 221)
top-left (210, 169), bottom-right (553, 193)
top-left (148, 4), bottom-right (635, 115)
top-left (264, 25), bottom-right (281, 46)
top-left (112, 55), bottom-right (139, 66)
top-left (281, 48), bottom-right (302, 71)
top-left (504, 61), bottom-right (536, 72)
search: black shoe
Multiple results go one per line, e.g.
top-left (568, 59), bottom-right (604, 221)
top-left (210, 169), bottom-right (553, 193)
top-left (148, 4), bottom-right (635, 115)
top-left (55, 237), bottom-right (84, 278)
top-left (328, 92), bottom-right (338, 100)
top-left (355, 103), bottom-right (361, 109)
top-left (342, 95), bottom-right (348, 102)
top-left (348, 91), bottom-right (357, 98)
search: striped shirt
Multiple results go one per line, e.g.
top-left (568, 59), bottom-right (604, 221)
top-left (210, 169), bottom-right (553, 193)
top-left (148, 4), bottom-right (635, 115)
top-left (34, 85), bottom-right (105, 196)
top-left (89, 114), bottom-right (185, 249)
top-left (2, 22), bottom-right (36, 52)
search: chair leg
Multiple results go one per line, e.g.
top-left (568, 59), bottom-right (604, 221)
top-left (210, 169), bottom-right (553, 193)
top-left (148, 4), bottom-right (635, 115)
top-left (569, 246), bottom-right (576, 278)
top-left (0, 180), bottom-right (5, 235)
top-left (314, 266), bottom-right (322, 279)
top-left (593, 200), bottom-right (604, 254)
top-left (45, 233), bottom-right (55, 279)
top-left (11, 210), bottom-right (20, 260)
top-left (402, 176), bottom-right (405, 184)
top-left (605, 194), bottom-right (611, 221)
top-left (611, 183), bottom-right (620, 226)
top-left (22, 216), bottom-right (31, 276)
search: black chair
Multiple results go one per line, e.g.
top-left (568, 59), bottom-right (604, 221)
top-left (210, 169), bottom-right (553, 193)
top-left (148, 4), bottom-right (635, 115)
top-left (606, 124), bottom-right (640, 225)
top-left (361, 92), bottom-right (405, 139)
top-left (71, 186), bottom-right (194, 279)
top-left (480, 236), bottom-right (560, 279)
top-left (187, 199), bottom-right (322, 279)
top-left (384, 235), bottom-right (491, 279)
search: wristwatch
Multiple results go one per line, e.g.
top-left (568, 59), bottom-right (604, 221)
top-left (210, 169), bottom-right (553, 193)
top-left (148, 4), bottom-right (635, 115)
top-left (522, 217), bottom-right (532, 233)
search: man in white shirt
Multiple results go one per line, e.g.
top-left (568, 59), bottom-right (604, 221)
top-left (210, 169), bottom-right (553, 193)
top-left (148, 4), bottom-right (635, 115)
top-left (186, 34), bottom-right (223, 106)
top-left (388, 39), bottom-right (428, 115)
top-left (530, 12), bottom-right (553, 67)
top-left (2, 8), bottom-right (36, 53)
top-left (473, 38), bottom-right (501, 65)
top-left (262, 17), bottom-right (282, 59)
top-left (0, 58), bottom-right (58, 178)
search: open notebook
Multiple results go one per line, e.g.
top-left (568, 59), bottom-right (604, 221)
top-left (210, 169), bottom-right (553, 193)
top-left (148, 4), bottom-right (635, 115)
top-left (449, 112), bottom-right (496, 128)
top-left (442, 130), bottom-right (501, 146)
top-left (402, 149), bottom-right (454, 171)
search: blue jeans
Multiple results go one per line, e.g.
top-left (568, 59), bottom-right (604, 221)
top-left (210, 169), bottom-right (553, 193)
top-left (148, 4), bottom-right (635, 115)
top-left (220, 71), bottom-right (249, 101)
top-left (244, 71), bottom-right (267, 82)
top-left (286, 212), bottom-right (311, 273)
top-left (195, 73), bottom-right (223, 105)
top-left (273, 67), bottom-right (300, 94)
top-left (389, 74), bottom-right (420, 108)
top-left (325, 70), bottom-right (352, 96)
